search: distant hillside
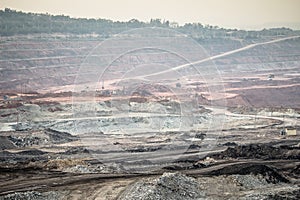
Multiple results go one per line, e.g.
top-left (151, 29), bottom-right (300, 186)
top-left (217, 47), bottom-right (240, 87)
top-left (0, 8), bottom-right (299, 38)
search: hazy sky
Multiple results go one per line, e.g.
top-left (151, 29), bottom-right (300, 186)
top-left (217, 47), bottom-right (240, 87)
top-left (1, 0), bottom-right (300, 30)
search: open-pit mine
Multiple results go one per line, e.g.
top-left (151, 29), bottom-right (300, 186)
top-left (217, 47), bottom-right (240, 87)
top-left (0, 10), bottom-right (300, 200)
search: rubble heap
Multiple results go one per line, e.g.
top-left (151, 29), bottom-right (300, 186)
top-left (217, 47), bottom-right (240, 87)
top-left (119, 172), bottom-right (205, 200)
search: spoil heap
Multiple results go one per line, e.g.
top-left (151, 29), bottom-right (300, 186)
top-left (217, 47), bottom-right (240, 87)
top-left (119, 172), bottom-right (205, 200)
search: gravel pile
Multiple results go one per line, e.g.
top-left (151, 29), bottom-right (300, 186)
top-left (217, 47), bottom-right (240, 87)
top-left (0, 136), bottom-right (15, 150)
top-left (8, 135), bottom-right (47, 147)
top-left (64, 165), bottom-right (95, 173)
top-left (119, 172), bottom-right (205, 200)
top-left (0, 191), bottom-right (63, 200)
top-left (214, 143), bottom-right (300, 160)
top-left (207, 164), bottom-right (289, 184)
top-left (231, 174), bottom-right (269, 189)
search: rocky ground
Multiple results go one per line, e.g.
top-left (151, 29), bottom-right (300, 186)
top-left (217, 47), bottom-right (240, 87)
top-left (0, 96), bottom-right (299, 199)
